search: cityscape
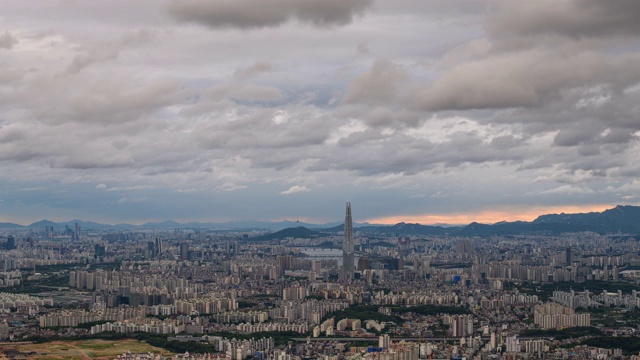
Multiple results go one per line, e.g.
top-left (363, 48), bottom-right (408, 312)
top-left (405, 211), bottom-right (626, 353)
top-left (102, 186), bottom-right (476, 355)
top-left (1, 203), bottom-right (640, 359)
top-left (2, 0), bottom-right (640, 359)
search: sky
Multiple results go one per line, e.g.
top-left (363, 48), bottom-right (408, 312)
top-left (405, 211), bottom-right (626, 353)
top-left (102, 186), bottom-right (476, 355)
top-left (1, 0), bottom-right (640, 225)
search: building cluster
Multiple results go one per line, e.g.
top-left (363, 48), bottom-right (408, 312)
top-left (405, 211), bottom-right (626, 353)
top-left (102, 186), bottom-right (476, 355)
top-left (0, 292), bottom-right (53, 312)
top-left (213, 311), bottom-right (269, 324)
top-left (553, 288), bottom-right (640, 309)
top-left (533, 302), bottom-right (591, 329)
top-left (90, 316), bottom-right (203, 335)
top-left (39, 306), bottom-right (147, 327)
top-left (70, 269), bottom-right (204, 306)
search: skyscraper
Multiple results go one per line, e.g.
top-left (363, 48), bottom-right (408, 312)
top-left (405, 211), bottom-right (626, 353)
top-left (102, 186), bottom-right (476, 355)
top-left (155, 237), bottom-right (163, 258)
top-left (342, 202), bottom-right (355, 280)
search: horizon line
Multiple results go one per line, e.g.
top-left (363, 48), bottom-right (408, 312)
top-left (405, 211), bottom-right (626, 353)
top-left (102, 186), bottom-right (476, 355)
top-left (1, 203), bottom-right (628, 228)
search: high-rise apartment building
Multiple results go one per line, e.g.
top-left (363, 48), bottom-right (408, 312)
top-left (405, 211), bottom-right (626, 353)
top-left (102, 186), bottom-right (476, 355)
top-left (180, 242), bottom-right (189, 260)
top-left (5, 236), bottom-right (15, 251)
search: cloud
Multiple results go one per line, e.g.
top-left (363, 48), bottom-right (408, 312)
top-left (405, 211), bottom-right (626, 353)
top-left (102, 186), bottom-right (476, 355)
top-left (175, 188), bottom-right (198, 193)
top-left (67, 47), bottom-right (119, 74)
top-left (66, 30), bottom-right (156, 74)
top-left (343, 59), bottom-right (409, 106)
top-left (207, 82), bottom-right (283, 102)
top-left (117, 196), bottom-right (148, 204)
top-left (488, 0), bottom-right (640, 41)
top-left (364, 106), bottom-right (419, 128)
top-left (49, 155), bottom-right (135, 170)
top-left (540, 185), bottom-right (596, 196)
top-left (234, 61), bottom-right (273, 80)
top-left (197, 106), bottom-right (332, 154)
top-left (0, 31), bottom-right (18, 49)
top-left (30, 76), bottom-right (182, 125)
top-left (2, 0), bottom-right (640, 225)
top-left (105, 185), bottom-right (156, 192)
top-left (416, 50), bottom-right (640, 111)
top-left (216, 183), bottom-right (247, 192)
top-left (281, 185), bottom-right (310, 195)
top-left (553, 121), bottom-right (603, 147)
top-left (167, 0), bottom-right (372, 30)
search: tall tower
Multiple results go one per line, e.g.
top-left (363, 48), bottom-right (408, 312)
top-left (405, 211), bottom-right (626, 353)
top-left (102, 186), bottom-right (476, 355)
top-left (155, 237), bottom-right (163, 259)
top-left (342, 202), bottom-right (355, 280)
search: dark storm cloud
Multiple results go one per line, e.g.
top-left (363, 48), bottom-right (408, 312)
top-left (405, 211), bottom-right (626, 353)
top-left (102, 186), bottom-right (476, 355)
top-left (167, 0), bottom-right (373, 29)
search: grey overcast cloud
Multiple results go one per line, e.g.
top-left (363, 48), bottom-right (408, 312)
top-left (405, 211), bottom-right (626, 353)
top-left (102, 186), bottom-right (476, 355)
top-left (1, 0), bottom-right (640, 225)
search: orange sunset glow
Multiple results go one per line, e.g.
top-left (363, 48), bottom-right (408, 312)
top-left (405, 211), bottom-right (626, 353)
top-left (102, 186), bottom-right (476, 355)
top-left (366, 204), bottom-right (619, 225)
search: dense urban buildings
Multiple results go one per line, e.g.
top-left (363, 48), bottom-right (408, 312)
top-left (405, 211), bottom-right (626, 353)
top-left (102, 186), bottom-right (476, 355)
top-left (1, 204), bottom-right (640, 358)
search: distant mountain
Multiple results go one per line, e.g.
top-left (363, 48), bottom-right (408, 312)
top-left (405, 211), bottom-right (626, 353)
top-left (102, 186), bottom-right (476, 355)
top-left (358, 222), bottom-right (451, 236)
top-left (12, 205), bottom-right (640, 235)
top-left (350, 205), bottom-right (640, 237)
top-left (530, 205), bottom-right (640, 234)
top-left (391, 205), bottom-right (640, 237)
top-left (320, 224), bottom-right (346, 232)
top-left (62, 220), bottom-right (114, 229)
top-left (28, 219), bottom-right (59, 229)
top-left (319, 222), bottom-right (383, 233)
top-left (28, 219), bottom-right (118, 230)
top-left (0, 222), bottom-right (24, 229)
top-left (140, 220), bottom-right (185, 229)
top-left (207, 220), bottom-right (325, 230)
top-left (248, 226), bottom-right (326, 241)
top-left (112, 223), bottom-right (138, 230)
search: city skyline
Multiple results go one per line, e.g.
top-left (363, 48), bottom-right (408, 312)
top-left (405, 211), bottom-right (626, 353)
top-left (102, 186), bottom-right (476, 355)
top-left (2, 1), bottom-right (640, 225)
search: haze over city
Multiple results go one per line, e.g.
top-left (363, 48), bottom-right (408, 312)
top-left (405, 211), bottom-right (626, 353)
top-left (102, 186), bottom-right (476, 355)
top-left (1, 0), bottom-right (640, 225)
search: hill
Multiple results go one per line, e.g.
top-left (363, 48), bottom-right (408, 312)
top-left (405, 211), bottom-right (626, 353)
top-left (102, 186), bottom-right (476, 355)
top-left (531, 205), bottom-right (640, 234)
top-left (358, 222), bottom-right (450, 236)
top-left (248, 226), bottom-right (326, 242)
top-left (0, 222), bottom-right (24, 229)
top-left (28, 219), bottom-right (59, 229)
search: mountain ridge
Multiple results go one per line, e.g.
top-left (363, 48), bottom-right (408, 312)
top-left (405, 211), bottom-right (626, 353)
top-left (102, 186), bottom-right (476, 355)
top-left (4, 205), bottom-right (639, 235)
